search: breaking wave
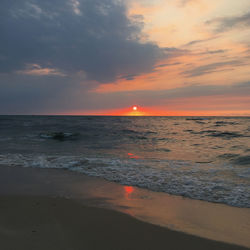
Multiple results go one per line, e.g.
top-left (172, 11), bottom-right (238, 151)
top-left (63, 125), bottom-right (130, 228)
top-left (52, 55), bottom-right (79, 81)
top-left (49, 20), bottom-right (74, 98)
top-left (0, 153), bottom-right (249, 208)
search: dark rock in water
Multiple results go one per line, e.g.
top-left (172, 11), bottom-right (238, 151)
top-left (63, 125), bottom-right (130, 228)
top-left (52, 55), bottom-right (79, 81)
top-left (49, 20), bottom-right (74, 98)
top-left (52, 132), bottom-right (67, 140)
top-left (233, 155), bottom-right (250, 165)
top-left (39, 132), bottom-right (80, 141)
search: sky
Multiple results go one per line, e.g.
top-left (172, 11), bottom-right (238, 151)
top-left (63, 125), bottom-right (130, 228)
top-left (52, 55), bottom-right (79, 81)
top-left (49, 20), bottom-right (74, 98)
top-left (0, 0), bottom-right (250, 115)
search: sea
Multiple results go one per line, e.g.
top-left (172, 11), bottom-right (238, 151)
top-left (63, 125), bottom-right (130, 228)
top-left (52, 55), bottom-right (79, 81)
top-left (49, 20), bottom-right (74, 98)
top-left (0, 115), bottom-right (249, 208)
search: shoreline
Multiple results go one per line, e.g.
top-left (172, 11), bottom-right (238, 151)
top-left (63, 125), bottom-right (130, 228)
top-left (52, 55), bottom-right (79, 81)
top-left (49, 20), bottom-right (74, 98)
top-left (0, 165), bottom-right (250, 248)
top-left (0, 194), bottom-right (248, 250)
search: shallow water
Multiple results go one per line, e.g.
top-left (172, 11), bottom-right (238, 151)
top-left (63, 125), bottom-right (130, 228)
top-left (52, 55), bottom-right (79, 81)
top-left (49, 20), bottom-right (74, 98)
top-left (0, 115), bottom-right (250, 207)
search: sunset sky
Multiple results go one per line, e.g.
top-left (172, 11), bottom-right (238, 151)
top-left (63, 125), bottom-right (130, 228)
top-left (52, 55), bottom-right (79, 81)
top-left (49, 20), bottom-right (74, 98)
top-left (0, 0), bottom-right (250, 115)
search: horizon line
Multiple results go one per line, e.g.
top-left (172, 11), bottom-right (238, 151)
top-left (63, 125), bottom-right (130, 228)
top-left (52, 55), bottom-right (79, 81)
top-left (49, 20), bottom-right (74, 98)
top-left (1, 114), bottom-right (250, 117)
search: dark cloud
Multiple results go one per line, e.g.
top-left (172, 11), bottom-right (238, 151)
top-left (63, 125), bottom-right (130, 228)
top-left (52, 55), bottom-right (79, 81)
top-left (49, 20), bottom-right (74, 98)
top-left (0, 73), bottom-right (85, 114)
top-left (0, 0), bottom-right (165, 83)
top-left (182, 60), bottom-right (245, 77)
top-left (206, 12), bottom-right (250, 33)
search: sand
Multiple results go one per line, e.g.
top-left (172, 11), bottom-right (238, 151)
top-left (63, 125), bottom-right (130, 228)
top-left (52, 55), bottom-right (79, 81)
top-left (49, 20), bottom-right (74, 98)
top-left (0, 195), bottom-right (248, 250)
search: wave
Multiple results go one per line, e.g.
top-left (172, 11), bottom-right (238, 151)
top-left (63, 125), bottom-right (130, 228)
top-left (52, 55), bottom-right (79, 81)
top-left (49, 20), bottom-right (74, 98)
top-left (184, 129), bottom-right (245, 139)
top-left (208, 131), bottom-right (244, 139)
top-left (0, 153), bottom-right (249, 208)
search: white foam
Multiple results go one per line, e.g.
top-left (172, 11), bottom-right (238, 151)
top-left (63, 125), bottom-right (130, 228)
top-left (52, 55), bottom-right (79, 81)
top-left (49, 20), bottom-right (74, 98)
top-left (0, 153), bottom-right (249, 208)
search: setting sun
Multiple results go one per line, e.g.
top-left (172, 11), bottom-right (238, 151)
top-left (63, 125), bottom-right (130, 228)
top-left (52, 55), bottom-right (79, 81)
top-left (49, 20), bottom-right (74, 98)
top-left (133, 106), bottom-right (138, 111)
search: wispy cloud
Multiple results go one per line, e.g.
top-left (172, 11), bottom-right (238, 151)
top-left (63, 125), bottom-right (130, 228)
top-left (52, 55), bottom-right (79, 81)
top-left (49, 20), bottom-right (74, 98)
top-left (178, 0), bottom-right (199, 7)
top-left (200, 49), bottom-right (226, 55)
top-left (16, 64), bottom-right (66, 76)
top-left (155, 62), bottom-right (181, 68)
top-left (182, 60), bottom-right (245, 77)
top-left (206, 12), bottom-right (250, 32)
top-left (183, 36), bottom-right (219, 47)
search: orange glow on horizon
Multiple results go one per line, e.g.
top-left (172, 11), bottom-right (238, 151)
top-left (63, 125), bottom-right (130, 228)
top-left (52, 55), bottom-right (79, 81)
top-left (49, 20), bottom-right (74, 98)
top-left (102, 106), bottom-right (150, 116)
top-left (55, 99), bottom-right (250, 116)
top-left (55, 107), bottom-right (250, 116)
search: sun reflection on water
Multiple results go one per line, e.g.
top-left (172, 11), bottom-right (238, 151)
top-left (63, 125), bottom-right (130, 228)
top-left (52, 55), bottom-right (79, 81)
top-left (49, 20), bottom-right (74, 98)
top-left (127, 153), bottom-right (140, 159)
top-left (124, 186), bottom-right (134, 200)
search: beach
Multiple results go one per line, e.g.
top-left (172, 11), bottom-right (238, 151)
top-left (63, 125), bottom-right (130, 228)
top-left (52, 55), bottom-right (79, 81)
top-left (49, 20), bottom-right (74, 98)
top-left (0, 116), bottom-right (250, 249)
top-left (1, 194), bottom-right (248, 250)
top-left (0, 165), bottom-right (249, 250)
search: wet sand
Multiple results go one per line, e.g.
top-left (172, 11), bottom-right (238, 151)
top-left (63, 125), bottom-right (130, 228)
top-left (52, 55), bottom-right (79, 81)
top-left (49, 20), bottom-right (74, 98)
top-left (0, 165), bottom-right (249, 249)
top-left (0, 195), bottom-right (248, 250)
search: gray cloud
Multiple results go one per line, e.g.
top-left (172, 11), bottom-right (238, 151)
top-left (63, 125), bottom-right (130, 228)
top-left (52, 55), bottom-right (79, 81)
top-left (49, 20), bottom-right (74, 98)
top-left (155, 62), bottom-right (181, 68)
top-left (184, 39), bottom-right (204, 46)
top-left (79, 81), bottom-right (250, 112)
top-left (183, 36), bottom-right (218, 47)
top-left (201, 49), bottom-right (226, 55)
top-left (206, 12), bottom-right (250, 33)
top-left (0, 0), bottom-right (165, 83)
top-left (178, 0), bottom-right (198, 7)
top-left (126, 82), bottom-right (250, 100)
top-left (0, 73), bottom-right (83, 114)
top-left (1, 72), bottom-right (249, 114)
top-left (87, 81), bottom-right (250, 111)
top-left (1, 1), bottom-right (247, 115)
top-left (119, 74), bottom-right (138, 81)
top-left (182, 60), bottom-right (245, 77)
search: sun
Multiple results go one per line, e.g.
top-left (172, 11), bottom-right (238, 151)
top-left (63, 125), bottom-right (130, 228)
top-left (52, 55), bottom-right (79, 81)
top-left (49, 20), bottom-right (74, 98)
top-left (132, 106), bottom-right (138, 111)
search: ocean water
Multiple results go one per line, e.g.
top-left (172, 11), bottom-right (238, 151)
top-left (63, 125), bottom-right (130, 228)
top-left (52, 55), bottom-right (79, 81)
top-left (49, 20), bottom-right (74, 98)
top-left (0, 115), bottom-right (250, 208)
